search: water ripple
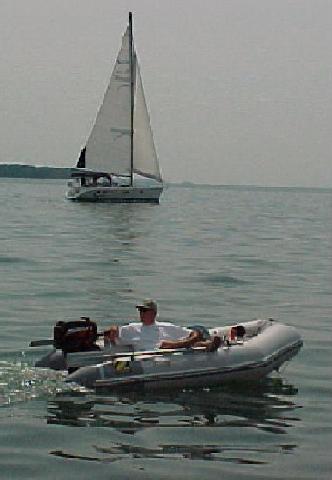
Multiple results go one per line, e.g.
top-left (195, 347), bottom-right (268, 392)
top-left (44, 378), bottom-right (301, 465)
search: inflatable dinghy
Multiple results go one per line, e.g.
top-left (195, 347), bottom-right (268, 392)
top-left (30, 318), bottom-right (302, 390)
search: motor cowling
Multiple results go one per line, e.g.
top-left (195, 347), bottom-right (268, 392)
top-left (53, 317), bottom-right (99, 353)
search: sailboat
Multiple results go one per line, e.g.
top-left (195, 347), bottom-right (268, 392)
top-left (66, 13), bottom-right (163, 203)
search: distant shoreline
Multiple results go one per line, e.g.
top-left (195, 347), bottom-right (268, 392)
top-left (0, 164), bottom-right (71, 179)
top-left (0, 164), bottom-right (330, 190)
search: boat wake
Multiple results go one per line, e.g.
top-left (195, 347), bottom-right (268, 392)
top-left (0, 355), bottom-right (72, 408)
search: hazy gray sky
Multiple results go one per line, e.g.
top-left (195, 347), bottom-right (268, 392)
top-left (0, 0), bottom-right (331, 187)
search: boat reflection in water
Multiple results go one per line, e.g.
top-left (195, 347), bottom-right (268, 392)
top-left (48, 377), bottom-right (301, 465)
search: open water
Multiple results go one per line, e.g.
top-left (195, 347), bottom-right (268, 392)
top-left (0, 178), bottom-right (331, 480)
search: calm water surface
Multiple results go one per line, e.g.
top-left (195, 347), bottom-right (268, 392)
top-left (0, 179), bottom-right (331, 479)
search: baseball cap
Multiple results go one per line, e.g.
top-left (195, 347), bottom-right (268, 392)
top-left (136, 299), bottom-right (158, 312)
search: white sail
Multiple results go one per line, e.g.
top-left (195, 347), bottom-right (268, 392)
top-left (133, 59), bottom-right (162, 182)
top-left (77, 14), bottom-right (163, 192)
top-left (85, 27), bottom-right (131, 175)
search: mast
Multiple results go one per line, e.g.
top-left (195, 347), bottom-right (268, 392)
top-left (129, 12), bottom-right (134, 186)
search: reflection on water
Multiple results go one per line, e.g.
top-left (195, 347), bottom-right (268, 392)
top-left (47, 379), bottom-right (300, 433)
top-left (47, 377), bottom-right (301, 465)
top-left (50, 445), bottom-right (280, 465)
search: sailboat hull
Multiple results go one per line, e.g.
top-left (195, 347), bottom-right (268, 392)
top-left (66, 185), bottom-right (163, 203)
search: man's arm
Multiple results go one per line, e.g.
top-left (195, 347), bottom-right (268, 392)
top-left (104, 325), bottom-right (119, 344)
top-left (159, 330), bottom-right (201, 349)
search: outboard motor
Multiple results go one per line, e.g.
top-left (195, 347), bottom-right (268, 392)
top-left (54, 317), bottom-right (100, 354)
top-left (34, 317), bottom-right (100, 371)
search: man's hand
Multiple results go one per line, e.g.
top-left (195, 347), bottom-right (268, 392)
top-left (160, 330), bottom-right (201, 350)
top-left (104, 325), bottom-right (119, 344)
top-left (159, 340), bottom-right (178, 349)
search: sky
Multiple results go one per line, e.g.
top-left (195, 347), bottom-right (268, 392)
top-left (0, 0), bottom-right (331, 187)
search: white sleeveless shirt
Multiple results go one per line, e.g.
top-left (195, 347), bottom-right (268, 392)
top-left (117, 321), bottom-right (191, 351)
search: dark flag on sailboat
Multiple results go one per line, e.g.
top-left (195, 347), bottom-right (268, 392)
top-left (76, 147), bottom-right (86, 168)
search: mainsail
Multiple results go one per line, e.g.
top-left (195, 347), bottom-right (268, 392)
top-left (81, 19), bottom-right (162, 183)
top-left (85, 27), bottom-right (132, 175)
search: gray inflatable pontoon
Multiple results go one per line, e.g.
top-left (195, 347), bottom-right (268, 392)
top-left (32, 319), bottom-right (303, 391)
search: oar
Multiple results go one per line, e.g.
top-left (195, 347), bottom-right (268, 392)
top-left (66, 346), bottom-right (207, 369)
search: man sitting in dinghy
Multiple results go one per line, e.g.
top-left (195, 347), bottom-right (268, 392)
top-left (104, 299), bottom-right (221, 352)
